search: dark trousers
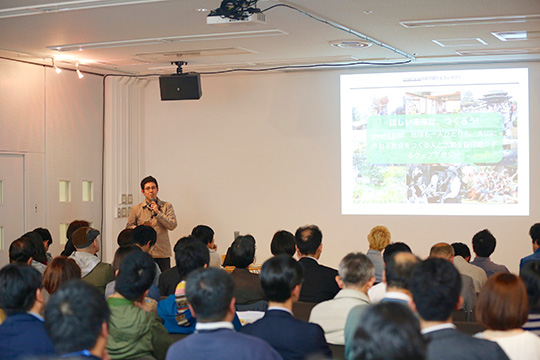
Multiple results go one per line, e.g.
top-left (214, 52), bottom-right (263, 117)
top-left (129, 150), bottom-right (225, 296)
top-left (154, 257), bottom-right (171, 272)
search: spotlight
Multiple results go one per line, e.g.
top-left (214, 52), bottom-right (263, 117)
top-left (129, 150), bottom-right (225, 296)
top-left (52, 59), bottom-right (62, 74)
top-left (76, 63), bottom-right (84, 79)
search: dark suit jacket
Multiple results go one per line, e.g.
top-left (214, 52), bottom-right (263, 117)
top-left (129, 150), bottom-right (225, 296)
top-left (424, 328), bottom-right (509, 360)
top-left (241, 309), bottom-right (332, 360)
top-left (158, 266), bottom-right (181, 297)
top-left (298, 257), bottom-right (340, 303)
top-left (165, 328), bottom-right (282, 360)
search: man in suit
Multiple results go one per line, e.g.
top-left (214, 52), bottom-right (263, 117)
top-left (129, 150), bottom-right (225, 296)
top-left (410, 258), bottom-right (509, 360)
top-left (520, 223), bottom-right (540, 269)
top-left (429, 242), bottom-right (476, 314)
top-left (0, 264), bottom-right (55, 359)
top-left (295, 225), bottom-right (340, 303)
top-left (165, 268), bottom-right (282, 360)
top-left (241, 255), bottom-right (332, 359)
top-left (309, 252), bottom-right (375, 345)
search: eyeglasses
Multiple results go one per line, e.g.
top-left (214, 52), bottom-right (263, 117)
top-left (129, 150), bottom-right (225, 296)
top-left (144, 186), bottom-right (157, 191)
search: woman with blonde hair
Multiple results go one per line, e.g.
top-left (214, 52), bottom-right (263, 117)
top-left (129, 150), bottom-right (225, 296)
top-left (475, 273), bottom-right (540, 360)
top-left (366, 226), bottom-right (391, 284)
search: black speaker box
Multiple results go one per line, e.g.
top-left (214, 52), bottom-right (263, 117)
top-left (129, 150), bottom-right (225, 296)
top-left (159, 73), bottom-right (202, 100)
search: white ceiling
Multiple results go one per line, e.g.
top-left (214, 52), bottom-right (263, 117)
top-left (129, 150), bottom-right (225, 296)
top-left (1, 0), bottom-right (540, 76)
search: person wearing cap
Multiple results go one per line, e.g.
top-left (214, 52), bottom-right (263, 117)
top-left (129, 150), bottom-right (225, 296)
top-left (69, 226), bottom-right (113, 295)
top-left (126, 176), bottom-right (177, 272)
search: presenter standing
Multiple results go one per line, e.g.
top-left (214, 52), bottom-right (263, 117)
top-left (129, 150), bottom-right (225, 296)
top-left (126, 175), bottom-right (177, 271)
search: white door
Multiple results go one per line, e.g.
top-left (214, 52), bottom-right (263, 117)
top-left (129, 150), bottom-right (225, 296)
top-left (0, 154), bottom-right (25, 268)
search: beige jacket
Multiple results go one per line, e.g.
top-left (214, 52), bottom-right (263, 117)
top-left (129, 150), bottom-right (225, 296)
top-left (127, 198), bottom-right (177, 258)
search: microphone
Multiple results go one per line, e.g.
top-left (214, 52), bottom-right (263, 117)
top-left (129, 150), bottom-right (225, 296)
top-left (150, 198), bottom-right (157, 217)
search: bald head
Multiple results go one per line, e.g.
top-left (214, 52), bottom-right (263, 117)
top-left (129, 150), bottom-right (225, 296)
top-left (385, 251), bottom-right (420, 290)
top-left (429, 243), bottom-right (454, 261)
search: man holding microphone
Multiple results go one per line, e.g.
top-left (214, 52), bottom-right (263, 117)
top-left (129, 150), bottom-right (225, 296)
top-left (127, 176), bottom-right (177, 271)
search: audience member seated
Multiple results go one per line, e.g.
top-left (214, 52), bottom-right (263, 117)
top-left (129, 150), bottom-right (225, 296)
top-left (520, 223), bottom-right (540, 269)
top-left (310, 252), bottom-right (375, 345)
top-left (429, 243), bottom-right (476, 314)
top-left (295, 225), bottom-right (340, 303)
top-left (132, 225), bottom-right (162, 286)
top-left (116, 228), bottom-right (133, 247)
top-left (61, 220), bottom-right (91, 257)
top-left (165, 268), bottom-right (282, 360)
top-left (345, 251), bottom-right (418, 358)
top-left (520, 261), bottom-right (540, 335)
top-left (158, 238), bottom-right (185, 297)
top-left (107, 251), bottom-right (172, 360)
top-left (0, 264), bottom-right (55, 359)
top-left (410, 258), bottom-right (509, 360)
top-left (44, 280), bottom-right (110, 359)
top-left (350, 302), bottom-right (426, 360)
top-left (366, 225), bottom-right (391, 284)
top-left (470, 229), bottom-right (509, 277)
top-left (451, 242), bottom-right (487, 294)
top-left (158, 237), bottom-right (243, 333)
top-left (23, 230), bottom-right (49, 273)
top-left (69, 226), bottom-right (113, 295)
top-left (475, 273), bottom-right (540, 359)
top-left (9, 237), bottom-right (35, 265)
top-left (105, 245), bottom-right (161, 300)
top-left (228, 234), bottom-right (267, 308)
top-left (270, 230), bottom-right (296, 257)
top-left (34, 227), bottom-right (53, 263)
top-left (368, 242), bottom-right (412, 303)
top-left (241, 255), bottom-right (332, 359)
top-left (192, 224), bottom-right (222, 267)
top-left (43, 256), bottom-right (81, 295)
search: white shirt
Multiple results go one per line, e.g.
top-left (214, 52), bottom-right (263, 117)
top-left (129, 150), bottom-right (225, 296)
top-left (195, 321), bottom-right (234, 332)
top-left (368, 282), bottom-right (386, 303)
top-left (476, 331), bottom-right (540, 360)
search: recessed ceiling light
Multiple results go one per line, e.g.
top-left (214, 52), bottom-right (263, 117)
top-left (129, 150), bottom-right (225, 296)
top-left (330, 40), bottom-right (372, 49)
top-left (400, 14), bottom-right (540, 28)
top-left (196, 8), bottom-right (209, 12)
top-left (492, 31), bottom-right (528, 41)
top-left (0, 0), bottom-right (170, 19)
top-left (433, 38), bottom-right (488, 47)
top-left (456, 47), bottom-right (540, 56)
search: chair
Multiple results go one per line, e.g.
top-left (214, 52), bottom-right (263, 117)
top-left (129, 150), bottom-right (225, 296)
top-left (292, 301), bottom-right (317, 322)
top-left (454, 321), bottom-right (486, 335)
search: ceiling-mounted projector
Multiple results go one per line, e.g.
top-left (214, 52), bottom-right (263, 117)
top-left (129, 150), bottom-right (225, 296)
top-left (207, 0), bottom-right (263, 25)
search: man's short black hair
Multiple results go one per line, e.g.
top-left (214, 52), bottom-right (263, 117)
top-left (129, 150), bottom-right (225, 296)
top-left (383, 242), bottom-right (412, 264)
top-left (270, 230), bottom-right (296, 257)
top-left (410, 258), bottom-right (462, 322)
top-left (351, 302), bottom-right (426, 360)
top-left (520, 261), bottom-right (540, 314)
top-left (140, 175), bottom-right (158, 190)
top-left (34, 227), bottom-right (53, 246)
top-left (9, 237), bottom-right (35, 264)
top-left (385, 252), bottom-right (419, 290)
top-left (0, 264), bottom-right (42, 315)
top-left (44, 280), bottom-right (110, 355)
top-left (174, 236), bottom-right (210, 280)
top-left (115, 251), bottom-right (156, 301)
top-left (530, 223), bottom-right (540, 245)
top-left (186, 268), bottom-right (234, 322)
top-left (260, 255), bottom-right (303, 302)
top-left (132, 225), bottom-right (157, 248)
top-left (229, 235), bottom-right (256, 269)
top-left (472, 229), bottom-right (496, 257)
top-left (294, 225), bottom-right (322, 256)
top-left (451, 242), bottom-right (471, 258)
top-left (191, 225), bottom-right (214, 246)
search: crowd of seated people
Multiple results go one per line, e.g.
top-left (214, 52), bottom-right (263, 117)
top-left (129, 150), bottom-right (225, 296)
top-left (1, 220), bottom-right (540, 360)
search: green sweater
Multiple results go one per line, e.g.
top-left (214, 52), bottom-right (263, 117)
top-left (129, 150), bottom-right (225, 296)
top-left (106, 297), bottom-right (172, 360)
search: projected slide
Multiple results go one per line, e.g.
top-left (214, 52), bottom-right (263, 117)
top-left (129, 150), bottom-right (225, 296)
top-left (341, 68), bottom-right (529, 216)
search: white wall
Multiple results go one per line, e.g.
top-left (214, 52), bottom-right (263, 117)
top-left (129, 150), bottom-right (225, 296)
top-left (0, 59), bottom-right (103, 266)
top-left (142, 63), bottom-right (540, 273)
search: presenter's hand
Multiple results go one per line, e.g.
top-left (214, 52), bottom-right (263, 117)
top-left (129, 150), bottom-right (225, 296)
top-left (149, 202), bottom-right (159, 214)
